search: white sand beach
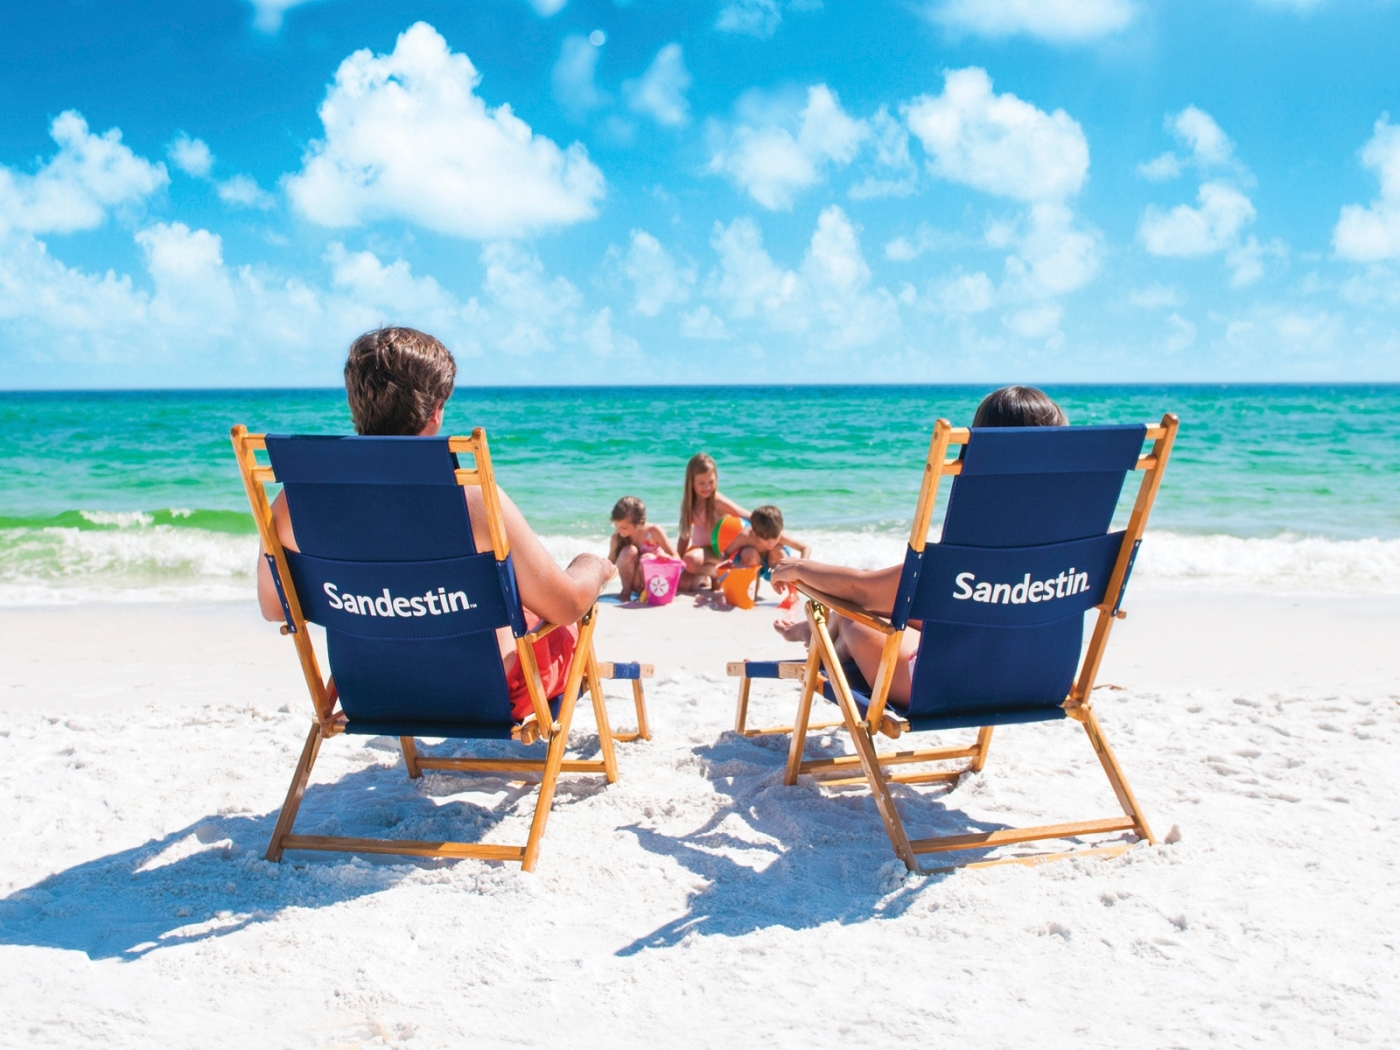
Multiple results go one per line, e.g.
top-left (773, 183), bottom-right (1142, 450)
top-left (2, 587), bottom-right (1398, 1048)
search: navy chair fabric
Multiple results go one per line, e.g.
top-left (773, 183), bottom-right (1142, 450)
top-left (264, 435), bottom-right (530, 739)
top-left (839, 425), bottom-right (1146, 733)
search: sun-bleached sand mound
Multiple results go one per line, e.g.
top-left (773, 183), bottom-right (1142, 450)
top-left (1, 595), bottom-right (1398, 1048)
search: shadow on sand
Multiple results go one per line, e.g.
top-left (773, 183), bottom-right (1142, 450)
top-left (614, 728), bottom-right (1018, 955)
top-left (0, 735), bottom-right (607, 961)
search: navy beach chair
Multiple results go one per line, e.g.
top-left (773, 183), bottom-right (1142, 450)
top-left (232, 425), bottom-right (635, 871)
top-left (785, 415), bottom-right (1179, 872)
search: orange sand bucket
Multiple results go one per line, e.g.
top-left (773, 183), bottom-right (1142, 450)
top-left (719, 564), bottom-right (760, 609)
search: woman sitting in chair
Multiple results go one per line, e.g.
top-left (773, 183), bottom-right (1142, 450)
top-left (770, 385), bottom-right (1067, 708)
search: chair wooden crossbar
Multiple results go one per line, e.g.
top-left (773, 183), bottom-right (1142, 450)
top-left (785, 414), bottom-right (1179, 873)
top-left (232, 425), bottom-right (627, 871)
top-left (595, 661), bottom-right (654, 742)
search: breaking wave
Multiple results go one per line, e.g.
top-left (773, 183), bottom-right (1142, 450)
top-left (2, 513), bottom-right (1397, 605)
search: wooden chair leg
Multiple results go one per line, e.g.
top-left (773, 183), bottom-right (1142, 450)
top-left (734, 676), bottom-right (752, 735)
top-left (585, 649), bottom-right (619, 784)
top-left (400, 736), bottom-right (422, 779)
top-left (1082, 707), bottom-right (1156, 844)
top-left (783, 645), bottom-right (823, 786)
top-left (630, 678), bottom-right (651, 741)
top-left (970, 726), bottom-right (994, 773)
top-left (809, 605), bottom-right (918, 871)
top-left (522, 713), bottom-right (572, 873)
top-left (266, 722), bottom-right (323, 862)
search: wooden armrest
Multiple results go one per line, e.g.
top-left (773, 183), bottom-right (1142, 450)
top-left (525, 621), bottom-right (561, 642)
top-left (597, 662), bottom-right (654, 679)
top-left (795, 584), bottom-right (897, 634)
top-left (725, 660), bottom-right (809, 679)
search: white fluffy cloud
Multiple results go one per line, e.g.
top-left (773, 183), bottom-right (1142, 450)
top-left (619, 230), bottom-right (694, 316)
top-left (849, 107), bottom-right (918, 200)
top-left (707, 207), bottom-right (899, 348)
top-left (166, 133), bottom-right (277, 210)
top-left (216, 174), bottom-right (276, 210)
top-left (1129, 283), bottom-right (1185, 309)
top-left (1004, 203), bottom-right (1100, 296)
top-left (1139, 106), bottom-right (1239, 181)
top-left (678, 304), bottom-right (731, 340)
top-left (0, 111), bottom-right (167, 235)
top-left (1137, 108), bottom-right (1274, 286)
top-left (902, 68), bottom-right (1097, 338)
top-left (716, 0), bottom-right (783, 39)
top-left (247, 0), bottom-right (319, 33)
top-left (285, 22), bottom-right (605, 239)
top-left (931, 270), bottom-right (995, 315)
top-left (552, 34), bottom-right (610, 120)
top-left (930, 0), bottom-right (1136, 43)
top-left (1140, 181), bottom-right (1255, 256)
top-left (167, 134), bottom-right (214, 178)
top-left (903, 68), bottom-right (1088, 203)
top-left (1333, 117), bottom-right (1400, 262)
top-left (708, 85), bottom-right (867, 209)
top-left (624, 44), bottom-right (692, 128)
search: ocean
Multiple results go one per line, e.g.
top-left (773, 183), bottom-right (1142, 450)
top-left (2, 385), bottom-right (1397, 603)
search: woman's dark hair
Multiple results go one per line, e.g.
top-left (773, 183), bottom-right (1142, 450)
top-left (344, 327), bottom-right (456, 436)
top-left (972, 385), bottom-right (1068, 428)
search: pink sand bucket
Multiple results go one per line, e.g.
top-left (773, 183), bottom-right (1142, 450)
top-left (640, 553), bottom-right (683, 605)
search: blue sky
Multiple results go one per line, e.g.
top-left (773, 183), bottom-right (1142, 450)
top-left (3, 0), bottom-right (1400, 387)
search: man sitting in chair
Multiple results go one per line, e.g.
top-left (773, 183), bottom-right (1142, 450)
top-left (770, 385), bottom-right (1067, 709)
top-left (257, 327), bottom-right (617, 721)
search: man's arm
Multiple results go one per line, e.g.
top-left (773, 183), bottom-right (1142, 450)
top-left (467, 485), bottom-right (616, 626)
top-left (256, 491), bottom-right (298, 622)
top-left (768, 558), bottom-right (902, 614)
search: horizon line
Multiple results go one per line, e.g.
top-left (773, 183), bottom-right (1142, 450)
top-left (3, 380), bottom-right (1400, 395)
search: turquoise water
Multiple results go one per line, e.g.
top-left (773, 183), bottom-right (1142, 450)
top-left (1, 386), bottom-right (1398, 600)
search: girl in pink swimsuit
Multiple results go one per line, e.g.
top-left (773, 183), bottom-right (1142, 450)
top-left (676, 452), bottom-right (750, 593)
top-left (608, 496), bottom-right (678, 601)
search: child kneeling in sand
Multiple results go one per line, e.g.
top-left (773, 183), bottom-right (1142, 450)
top-left (256, 327), bottom-right (616, 723)
top-left (718, 504), bottom-right (810, 602)
top-left (608, 496), bottom-right (678, 601)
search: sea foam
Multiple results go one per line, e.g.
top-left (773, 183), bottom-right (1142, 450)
top-left (2, 519), bottom-right (1398, 605)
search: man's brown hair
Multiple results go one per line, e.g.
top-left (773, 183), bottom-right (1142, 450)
top-left (344, 327), bottom-right (457, 436)
top-left (750, 504), bottom-right (784, 541)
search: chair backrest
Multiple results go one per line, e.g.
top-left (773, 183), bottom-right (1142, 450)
top-left (263, 435), bottom-right (527, 738)
top-left (892, 425), bottom-right (1147, 726)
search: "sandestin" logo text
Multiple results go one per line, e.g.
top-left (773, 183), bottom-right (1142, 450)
top-left (952, 568), bottom-right (1090, 605)
top-left (322, 582), bottom-right (476, 618)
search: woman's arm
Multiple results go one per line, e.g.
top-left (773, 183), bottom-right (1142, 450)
top-left (768, 558), bottom-right (902, 614)
top-left (648, 524), bottom-right (678, 557)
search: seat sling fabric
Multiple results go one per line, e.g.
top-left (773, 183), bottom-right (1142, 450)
top-left (263, 435), bottom-right (530, 740)
top-left (833, 425), bottom-right (1147, 733)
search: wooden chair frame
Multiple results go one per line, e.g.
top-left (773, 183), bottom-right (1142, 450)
top-left (596, 662), bottom-right (654, 742)
top-left (786, 414), bottom-right (1180, 872)
top-left (232, 425), bottom-right (623, 872)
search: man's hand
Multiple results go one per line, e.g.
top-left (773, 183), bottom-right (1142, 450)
top-left (565, 552), bottom-right (617, 598)
top-left (769, 556), bottom-right (803, 584)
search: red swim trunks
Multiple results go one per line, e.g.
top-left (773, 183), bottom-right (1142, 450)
top-left (505, 623), bottom-right (580, 722)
